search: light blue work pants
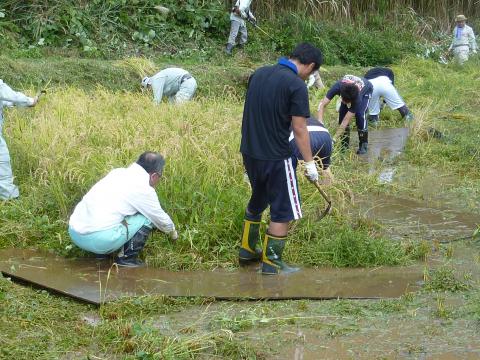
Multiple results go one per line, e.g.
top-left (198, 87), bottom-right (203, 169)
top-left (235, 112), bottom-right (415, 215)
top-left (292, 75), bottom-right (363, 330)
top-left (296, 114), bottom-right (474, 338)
top-left (68, 213), bottom-right (152, 255)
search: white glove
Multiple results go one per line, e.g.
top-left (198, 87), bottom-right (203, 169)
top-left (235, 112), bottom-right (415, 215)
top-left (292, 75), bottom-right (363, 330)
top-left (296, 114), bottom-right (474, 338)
top-left (307, 74), bottom-right (315, 88)
top-left (243, 170), bottom-right (250, 184)
top-left (304, 161), bottom-right (319, 182)
top-left (473, 50), bottom-right (478, 54)
top-left (169, 230), bottom-right (178, 241)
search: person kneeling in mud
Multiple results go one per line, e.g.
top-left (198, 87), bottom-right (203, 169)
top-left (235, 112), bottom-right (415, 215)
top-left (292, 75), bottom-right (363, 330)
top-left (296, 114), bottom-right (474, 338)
top-left (289, 116), bottom-right (334, 186)
top-left (317, 75), bottom-right (373, 155)
top-left (364, 67), bottom-right (413, 126)
top-left (68, 152), bottom-right (178, 267)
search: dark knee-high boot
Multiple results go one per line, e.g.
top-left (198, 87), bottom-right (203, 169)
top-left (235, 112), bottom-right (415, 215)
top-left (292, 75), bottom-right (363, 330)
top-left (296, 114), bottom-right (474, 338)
top-left (356, 130), bottom-right (368, 155)
top-left (398, 105), bottom-right (414, 121)
top-left (115, 225), bottom-right (152, 267)
top-left (368, 114), bottom-right (379, 126)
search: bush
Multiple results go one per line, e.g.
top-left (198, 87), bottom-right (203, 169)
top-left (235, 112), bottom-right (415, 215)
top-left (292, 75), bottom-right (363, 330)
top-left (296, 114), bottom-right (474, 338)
top-left (1, 1), bottom-right (438, 66)
top-left (246, 13), bottom-right (419, 66)
top-left (0, 0), bottom-right (229, 57)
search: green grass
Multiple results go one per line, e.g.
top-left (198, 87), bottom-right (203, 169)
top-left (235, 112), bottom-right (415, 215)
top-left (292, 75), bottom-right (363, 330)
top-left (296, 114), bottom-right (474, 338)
top-left (1, 25), bottom-right (480, 358)
top-left (0, 81), bottom-right (411, 269)
top-left (2, 55), bottom-right (480, 271)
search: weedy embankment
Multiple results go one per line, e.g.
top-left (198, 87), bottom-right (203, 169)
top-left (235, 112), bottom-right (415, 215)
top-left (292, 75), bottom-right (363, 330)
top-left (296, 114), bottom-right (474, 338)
top-left (1, 55), bottom-right (480, 359)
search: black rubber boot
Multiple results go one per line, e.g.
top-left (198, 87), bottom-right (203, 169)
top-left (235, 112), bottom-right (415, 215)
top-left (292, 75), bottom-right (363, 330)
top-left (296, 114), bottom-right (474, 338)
top-left (368, 114), bottom-right (379, 127)
top-left (339, 126), bottom-right (350, 152)
top-left (356, 130), bottom-right (368, 155)
top-left (239, 214), bottom-right (262, 265)
top-left (398, 105), bottom-right (414, 121)
top-left (115, 225), bottom-right (152, 267)
top-left (225, 43), bottom-right (234, 55)
top-left (95, 253), bottom-right (113, 261)
top-left (261, 233), bottom-right (300, 275)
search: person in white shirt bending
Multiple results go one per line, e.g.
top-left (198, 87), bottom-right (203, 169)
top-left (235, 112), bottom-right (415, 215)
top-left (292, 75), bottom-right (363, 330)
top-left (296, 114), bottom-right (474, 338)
top-left (68, 152), bottom-right (178, 267)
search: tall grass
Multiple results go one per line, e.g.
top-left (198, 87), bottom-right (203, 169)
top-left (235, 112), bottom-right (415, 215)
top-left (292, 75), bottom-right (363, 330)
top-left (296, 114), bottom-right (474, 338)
top-left (252, 0), bottom-right (480, 29)
top-left (2, 54), bottom-right (479, 270)
top-left (0, 57), bottom-right (434, 270)
top-left (1, 87), bottom-right (399, 269)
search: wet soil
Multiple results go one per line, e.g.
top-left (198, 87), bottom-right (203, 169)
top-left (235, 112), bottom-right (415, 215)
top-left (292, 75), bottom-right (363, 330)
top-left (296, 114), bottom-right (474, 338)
top-left (354, 193), bottom-right (478, 241)
top-left (0, 248), bottom-right (423, 304)
top-left (112, 242), bottom-right (480, 359)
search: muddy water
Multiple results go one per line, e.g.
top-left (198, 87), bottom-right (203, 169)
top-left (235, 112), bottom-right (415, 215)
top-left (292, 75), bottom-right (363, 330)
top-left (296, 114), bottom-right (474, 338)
top-left (353, 127), bottom-right (409, 163)
top-left (0, 249), bottom-right (422, 304)
top-left (355, 193), bottom-right (479, 241)
top-left (349, 127), bottom-right (479, 241)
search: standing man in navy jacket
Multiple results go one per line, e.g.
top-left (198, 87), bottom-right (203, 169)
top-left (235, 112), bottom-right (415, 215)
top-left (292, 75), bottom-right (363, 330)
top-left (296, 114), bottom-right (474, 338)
top-left (239, 43), bottom-right (323, 275)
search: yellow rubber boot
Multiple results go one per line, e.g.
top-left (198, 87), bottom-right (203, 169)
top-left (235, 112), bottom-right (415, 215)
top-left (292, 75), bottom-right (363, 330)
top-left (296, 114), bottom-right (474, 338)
top-left (238, 218), bottom-right (262, 265)
top-left (261, 233), bottom-right (300, 275)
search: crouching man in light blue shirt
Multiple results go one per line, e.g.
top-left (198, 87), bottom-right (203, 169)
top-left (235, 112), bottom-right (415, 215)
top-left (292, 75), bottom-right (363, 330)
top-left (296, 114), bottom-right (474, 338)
top-left (68, 152), bottom-right (178, 267)
top-left (141, 68), bottom-right (197, 104)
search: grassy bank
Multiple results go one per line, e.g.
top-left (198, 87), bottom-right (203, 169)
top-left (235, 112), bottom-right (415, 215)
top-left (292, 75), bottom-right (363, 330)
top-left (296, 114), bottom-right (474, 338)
top-left (0, 1), bottom-right (456, 65)
top-left (2, 55), bottom-right (480, 270)
top-left (1, 49), bottom-right (480, 358)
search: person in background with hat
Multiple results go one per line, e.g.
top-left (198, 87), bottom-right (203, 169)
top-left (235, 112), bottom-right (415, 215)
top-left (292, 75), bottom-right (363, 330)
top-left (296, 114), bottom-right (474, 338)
top-left (448, 15), bottom-right (477, 65)
top-left (141, 68), bottom-right (197, 104)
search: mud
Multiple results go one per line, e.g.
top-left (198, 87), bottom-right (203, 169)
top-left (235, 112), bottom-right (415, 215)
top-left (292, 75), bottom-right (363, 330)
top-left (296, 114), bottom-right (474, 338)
top-left (353, 127), bottom-right (409, 163)
top-left (355, 193), bottom-right (478, 242)
top-left (0, 248), bottom-right (422, 304)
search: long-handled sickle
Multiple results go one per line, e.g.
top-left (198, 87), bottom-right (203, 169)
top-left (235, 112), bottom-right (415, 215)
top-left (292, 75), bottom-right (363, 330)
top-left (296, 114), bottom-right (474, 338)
top-left (312, 180), bottom-right (332, 220)
top-left (247, 18), bottom-right (276, 41)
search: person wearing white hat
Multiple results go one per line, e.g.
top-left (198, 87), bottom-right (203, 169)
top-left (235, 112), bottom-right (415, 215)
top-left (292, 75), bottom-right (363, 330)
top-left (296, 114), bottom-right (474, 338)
top-left (448, 14), bottom-right (477, 64)
top-left (0, 80), bottom-right (38, 200)
top-left (141, 68), bottom-right (197, 104)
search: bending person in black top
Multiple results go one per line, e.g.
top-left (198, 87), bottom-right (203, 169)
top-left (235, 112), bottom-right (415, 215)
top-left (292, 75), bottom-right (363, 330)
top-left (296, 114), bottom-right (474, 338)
top-left (364, 67), bottom-right (413, 125)
top-left (240, 43), bottom-right (323, 275)
top-left (317, 75), bottom-right (373, 155)
top-left (289, 117), bottom-right (334, 185)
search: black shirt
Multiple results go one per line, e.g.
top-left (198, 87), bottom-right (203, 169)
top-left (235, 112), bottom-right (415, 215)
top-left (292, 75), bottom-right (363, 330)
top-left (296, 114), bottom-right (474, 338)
top-left (240, 61), bottom-right (310, 160)
top-left (325, 76), bottom-right (373, 114)
top-left (289, 117), bottom-right (332, 169)
top-left (364, 67), bottom-right (395, 84)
